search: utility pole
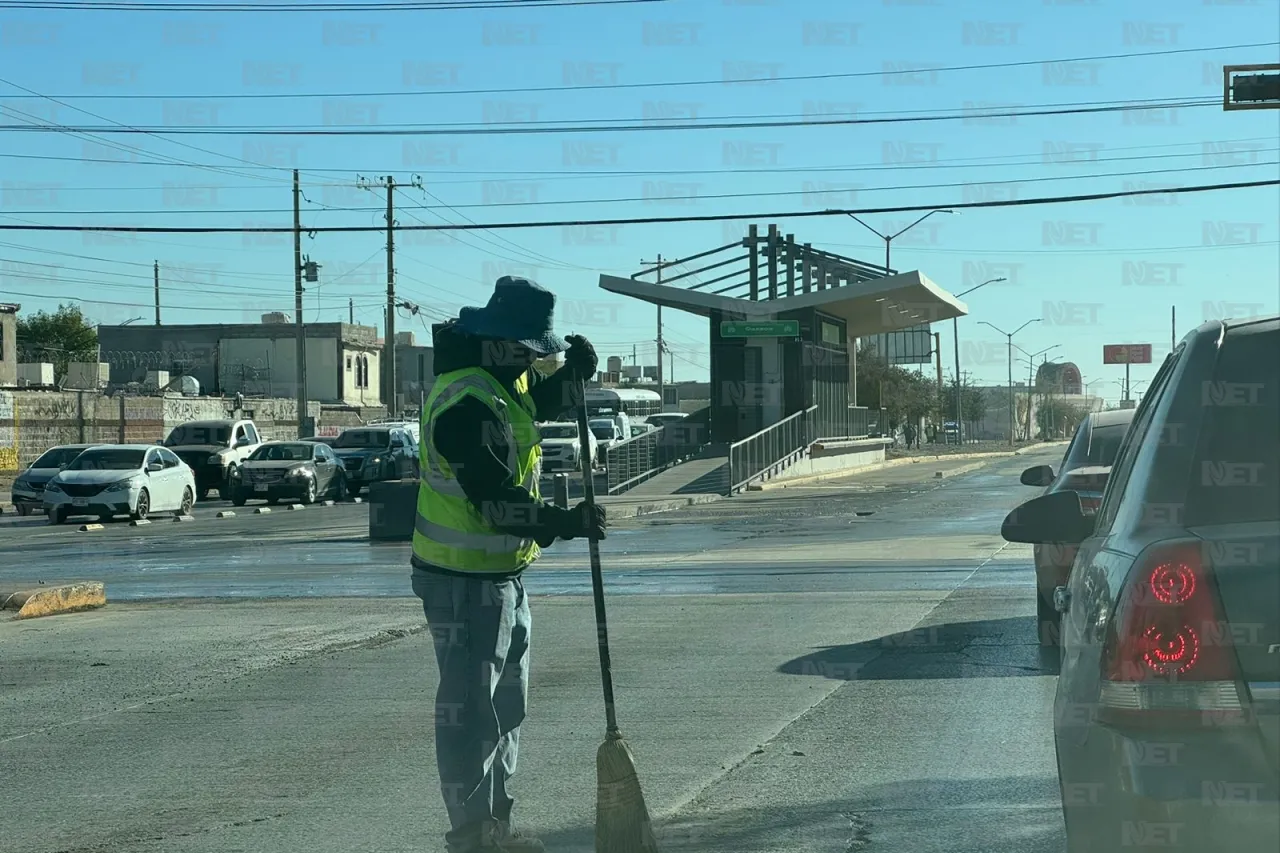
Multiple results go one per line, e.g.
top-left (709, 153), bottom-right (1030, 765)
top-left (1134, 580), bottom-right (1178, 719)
top-left (293, 169), bottom-right (307, 439)
top-left (349, 298), bottom-right (354, 325)
top-left (640, 254), bottom-right (666, 406)
top-left (1171, 305), bottom-right (1176, 352)
top-left (358, 174), bottom-right (423, 417)
top-left (153, 261), bottom-right (160, 325)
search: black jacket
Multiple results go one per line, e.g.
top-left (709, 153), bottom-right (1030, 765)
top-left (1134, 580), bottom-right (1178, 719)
top-left (420, 321), bottom-right (584, 567)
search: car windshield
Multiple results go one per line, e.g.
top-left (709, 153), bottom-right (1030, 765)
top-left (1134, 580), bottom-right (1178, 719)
top-left (64, 448), bottom-right (145, 471)
top-left (540, 425), bottom-right (578, 439)
top-left (250, 444), bottom-right (314, 462)
top-left (334, 430), bottom-right (390, 449)
top-left (1063, 422), bottom-right (1127, 470)
top-left (1059, 420), bottom-right (1131, 468)
top-left (589, 422), bottom-right (615, 440)
top-left (31, 447), bottom-right (89, 469)
top-left (165, 425), bottom-right (230, 447)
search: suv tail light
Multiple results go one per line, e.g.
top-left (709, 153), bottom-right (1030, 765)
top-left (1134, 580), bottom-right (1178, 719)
top-left (1099, 540), bottom-right (1245, 724)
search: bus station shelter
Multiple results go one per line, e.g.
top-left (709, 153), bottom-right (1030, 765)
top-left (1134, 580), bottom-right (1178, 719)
top-left (599, 224), bottom-right (969, 444)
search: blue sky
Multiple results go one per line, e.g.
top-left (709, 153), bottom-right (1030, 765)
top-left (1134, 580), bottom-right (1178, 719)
top-left (0, 0), bottom-right (1277, 404)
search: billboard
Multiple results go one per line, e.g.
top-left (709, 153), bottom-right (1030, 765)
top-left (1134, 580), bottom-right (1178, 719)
top-left (1103, 344), bottom-right (1153, 365)
top-left (864, 323), bottom-right (933, 365)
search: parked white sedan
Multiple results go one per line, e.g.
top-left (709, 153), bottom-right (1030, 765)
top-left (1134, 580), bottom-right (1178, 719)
top-left (42, 444), bottom-right (197, 524)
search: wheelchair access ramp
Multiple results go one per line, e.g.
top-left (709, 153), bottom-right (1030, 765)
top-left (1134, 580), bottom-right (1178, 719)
top-left (619, 457), bottom-right (730, 498)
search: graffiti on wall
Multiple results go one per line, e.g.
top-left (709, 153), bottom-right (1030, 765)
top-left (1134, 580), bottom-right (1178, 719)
top-left (0, 391), bottom-right (16, 470)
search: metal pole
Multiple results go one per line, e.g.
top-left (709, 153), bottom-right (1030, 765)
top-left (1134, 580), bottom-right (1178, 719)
top-left (1007, 334), bottom-right (1014, 447)
top-left (1171, 305), bottom-right (1176, 351)
top-left (884, 237), bottom-right (891, 275)
top-left (153, 261), bottom-right (160, 325)
top-left (349, 298), bottom-right (354, 325)
top-left (293, 169), bottom-right (307, 439)
top-left (953, 316), bottom-right (961, 441)
top-left (385, 176), bottom-right (396, 417)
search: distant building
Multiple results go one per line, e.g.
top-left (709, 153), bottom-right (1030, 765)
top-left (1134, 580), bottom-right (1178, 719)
top-left (0, 303), bottom-right (17, 387)
top-left (386, 330), bottom-right (434, 409)
top-left (97, 317), bottom-right (383, 406)
top-left (1037, 361), bottom-right (1083, 395)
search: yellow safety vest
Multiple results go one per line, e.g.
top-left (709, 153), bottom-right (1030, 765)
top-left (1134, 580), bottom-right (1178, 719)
top-left (413, 366), bottom-right (544, 574)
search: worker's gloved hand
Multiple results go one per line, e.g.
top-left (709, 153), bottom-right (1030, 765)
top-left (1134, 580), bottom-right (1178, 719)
top-left (563, 335), bottom-right (598, 380)
top-left (556, 501), bottom-right (607, 541)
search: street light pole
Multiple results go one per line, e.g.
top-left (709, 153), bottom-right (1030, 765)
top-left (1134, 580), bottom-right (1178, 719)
top-left (847, 209), bottom-right (954, 274)
top-left (1014, 343), bottom-right (1061, 440)
top-left (951, 276), bottom-right (1006, 442)
top-left (980, 318), bottom-right (1041, 447)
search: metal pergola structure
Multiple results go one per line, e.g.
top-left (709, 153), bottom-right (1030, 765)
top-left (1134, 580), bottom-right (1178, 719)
top-left (628, 223), bottom-right (894, 300)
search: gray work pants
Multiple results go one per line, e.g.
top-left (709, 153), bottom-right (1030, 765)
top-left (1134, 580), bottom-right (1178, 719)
top-left (412, 569), bottom-right (531, 850)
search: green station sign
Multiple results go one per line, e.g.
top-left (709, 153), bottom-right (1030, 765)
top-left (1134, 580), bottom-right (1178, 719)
top-left (720, 320), bottom-right (800, 338)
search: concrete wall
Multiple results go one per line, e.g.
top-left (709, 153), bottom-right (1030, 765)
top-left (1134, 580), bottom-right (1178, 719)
top-left (765, 439), bottom-right (889, 485)
top-left (0, 310), bottom-right (16, 387)
top-left (219, 336), bottom-right (342, 401)
top-left (0, 391), bottom-right (342, 474)
top-left (97, 322), bottom-right (381, 404)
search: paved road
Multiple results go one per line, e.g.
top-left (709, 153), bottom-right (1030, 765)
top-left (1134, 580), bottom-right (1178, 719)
top-left (1, 449), bottom-right (1065, 853)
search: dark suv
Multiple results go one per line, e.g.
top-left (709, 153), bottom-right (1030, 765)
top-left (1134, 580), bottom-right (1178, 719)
top-left (1003, 316), bottom-right (1279, 852)
top-left (330, 426), bottom-right (418, 496)
top-left (1020, 407), bottom-right (1136, 646)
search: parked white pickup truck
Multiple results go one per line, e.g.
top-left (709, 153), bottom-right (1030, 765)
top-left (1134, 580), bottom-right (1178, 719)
top-left (162, 418), bottom-right (264, 500)
top-left (538, 421), bottom-right (599, 472)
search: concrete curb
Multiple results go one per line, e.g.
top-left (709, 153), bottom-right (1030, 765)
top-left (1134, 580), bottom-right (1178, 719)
top-left (753, 442), bottom-right (1063, 491)
top-left (0, 582), bottom-right (106, 620)
top-left (286, 504), bottom-right (305, 511)
top-left (174, 515), bottom-right (195, 523)
top-left (78, 523), bottom-right (105, 532)
top-left (604, 494), bottom-right (723, 519)
top-left (129, 519), bottom-right (151, 527)
top-left (216, 511), bottom-right (236, 518)
top-left (254, 507), bottom-right (271, 514)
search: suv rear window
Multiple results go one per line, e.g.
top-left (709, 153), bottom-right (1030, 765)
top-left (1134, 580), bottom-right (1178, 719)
top-left (1063, 422), bottom-right (1128, 470)
top-left (1186, 326), bottom-right (1280, 525)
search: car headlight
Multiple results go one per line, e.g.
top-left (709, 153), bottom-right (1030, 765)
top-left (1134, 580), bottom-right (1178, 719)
top-left (287, 467), bottom-right (311, 480)
top-left (368, 456), bottom-right (381, 466)
top-left (106, 477), bottom-right (140, 493)
top-left (207, 454), bottom-right (222, 465)
top-left (44, 481), bottom-right (63, 494)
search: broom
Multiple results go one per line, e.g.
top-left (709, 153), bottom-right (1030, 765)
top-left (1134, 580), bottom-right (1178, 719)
top-left (575, 384), bottom-right (661, 853)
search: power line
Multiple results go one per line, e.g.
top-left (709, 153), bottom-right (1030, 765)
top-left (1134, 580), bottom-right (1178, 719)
top-left (11, 136), bottom-right (1272, 181)
top-left (0, 178), bottom-right (1274, 233)
top-left (6, 41), bottom-right (1271, 99)
top-left (0, 76), bottom-right (297, 185)
top-left (0, 0), bottom-right (661, 10)
top-left (1, 98), bottom-right (1224, 136)
top-left (0, 283), bottom-right (383, 313)
top-left (21, 157), bottom-right (1268, 216)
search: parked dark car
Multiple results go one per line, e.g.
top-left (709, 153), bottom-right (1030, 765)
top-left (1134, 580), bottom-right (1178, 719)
top-left (330, 427), bottom-right (418, 495)
top-left (233, 441), bottom-right (346, 506)
top-left (1020, 407), bottom-right (1136, 646)
top-left (1002, 315), bottom-right (1280, 853)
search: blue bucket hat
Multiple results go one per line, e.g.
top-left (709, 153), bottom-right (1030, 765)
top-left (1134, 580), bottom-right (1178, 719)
top-left (455, 276), bottom-right (567, 356)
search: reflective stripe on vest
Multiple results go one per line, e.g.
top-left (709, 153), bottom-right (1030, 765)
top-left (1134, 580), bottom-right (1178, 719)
top-left (413, 367), bottom-right (542, 574)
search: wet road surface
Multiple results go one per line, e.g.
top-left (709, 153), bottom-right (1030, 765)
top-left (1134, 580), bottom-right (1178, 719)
top-left (2, 448), bottom-right (1067, 853)
top-left (0, 451), bottom-right (1052, 599)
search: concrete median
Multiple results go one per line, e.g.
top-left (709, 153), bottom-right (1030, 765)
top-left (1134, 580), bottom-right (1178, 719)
top-left (1, 581), bottom-right (106, 619)
top-left (754, 441), bottom-right (1064, 490)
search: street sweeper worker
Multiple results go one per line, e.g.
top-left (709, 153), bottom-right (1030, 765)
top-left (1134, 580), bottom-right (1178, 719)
top-left (412, 275), bottom-right (608, 853)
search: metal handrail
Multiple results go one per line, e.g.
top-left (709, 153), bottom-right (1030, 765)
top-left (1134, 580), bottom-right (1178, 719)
top-left (727, 405), bottom-right (817, 493)
top-left (601, 424), bottom-right (706, 495)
